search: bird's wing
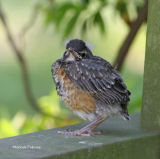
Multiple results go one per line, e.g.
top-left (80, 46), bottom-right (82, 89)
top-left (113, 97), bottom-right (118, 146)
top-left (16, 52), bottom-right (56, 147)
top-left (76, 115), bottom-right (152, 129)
top-left (64, 56), bottom-right (130, 105)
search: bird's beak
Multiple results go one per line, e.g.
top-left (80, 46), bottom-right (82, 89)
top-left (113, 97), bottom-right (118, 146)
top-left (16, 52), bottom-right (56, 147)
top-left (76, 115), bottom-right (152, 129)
top-left (67, 48), bottom-right (74, 56)
top-left (61, 48), bottom-right (82, 62)
top-left (67, 48), bottom-right (82, 59)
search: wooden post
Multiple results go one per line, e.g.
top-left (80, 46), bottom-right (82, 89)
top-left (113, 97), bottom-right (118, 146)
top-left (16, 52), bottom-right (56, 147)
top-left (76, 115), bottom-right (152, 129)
top-left (141, 0), bottom-right (160, 130)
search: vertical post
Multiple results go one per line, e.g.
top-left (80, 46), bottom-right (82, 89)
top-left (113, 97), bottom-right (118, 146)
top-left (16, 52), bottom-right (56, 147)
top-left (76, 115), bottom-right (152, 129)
top-left (141, 0), bottom-right (160, 130)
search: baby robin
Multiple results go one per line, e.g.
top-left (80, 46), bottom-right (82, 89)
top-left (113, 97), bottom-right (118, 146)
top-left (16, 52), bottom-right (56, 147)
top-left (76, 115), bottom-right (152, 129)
top-left (51, 39), bottom-right (131, 136)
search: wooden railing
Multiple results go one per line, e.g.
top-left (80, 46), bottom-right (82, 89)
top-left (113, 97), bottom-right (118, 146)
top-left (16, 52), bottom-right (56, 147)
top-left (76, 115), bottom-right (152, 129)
top-left (0, 114), bottom-right (159, 159)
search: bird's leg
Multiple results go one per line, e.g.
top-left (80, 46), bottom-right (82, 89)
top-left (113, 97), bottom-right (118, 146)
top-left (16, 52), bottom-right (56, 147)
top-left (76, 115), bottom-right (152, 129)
top-left (77, 117), bottom-right (104, 135)
top-left (57, 116), bottom-right (106, 136)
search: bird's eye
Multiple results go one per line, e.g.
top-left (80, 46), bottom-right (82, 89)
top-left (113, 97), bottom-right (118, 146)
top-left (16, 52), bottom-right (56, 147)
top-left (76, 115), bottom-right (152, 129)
top-left (81, 53), bottom-right (86, 58)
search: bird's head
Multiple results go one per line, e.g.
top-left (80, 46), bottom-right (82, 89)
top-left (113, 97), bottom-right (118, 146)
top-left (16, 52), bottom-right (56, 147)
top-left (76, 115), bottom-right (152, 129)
top-left (61, 39), bottom-right (93, 62)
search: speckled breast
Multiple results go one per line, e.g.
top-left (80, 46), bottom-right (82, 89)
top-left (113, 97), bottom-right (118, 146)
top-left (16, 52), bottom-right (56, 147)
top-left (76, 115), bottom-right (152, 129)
top-left (52, 61), bottom-right (96, 114)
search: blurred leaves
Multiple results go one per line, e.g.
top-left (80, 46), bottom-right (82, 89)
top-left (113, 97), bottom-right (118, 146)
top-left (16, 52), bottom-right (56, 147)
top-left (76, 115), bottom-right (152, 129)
top-left (38, 90), bottom-right (61, 116)
top-left (42, 0), bottom-right (107, 38)
top-left (93, 11), bottom-right (105, 33)
top-left (63, 12), bottom-right (80, 38)
top-left (0, 119), bottom-right (18, 138)
top-left (40, 0), bottom-right (145, 38)
top-left (115, 0), bottom-right (131, 26)
top-left (0, 90), bottom-right (81, 138)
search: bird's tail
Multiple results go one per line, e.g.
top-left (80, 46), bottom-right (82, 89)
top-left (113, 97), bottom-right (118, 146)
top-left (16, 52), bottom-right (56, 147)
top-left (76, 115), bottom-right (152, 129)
top-left (121, 112), bottom-right (130, 120)
top-left (121, 103), bottom-right (130, 120)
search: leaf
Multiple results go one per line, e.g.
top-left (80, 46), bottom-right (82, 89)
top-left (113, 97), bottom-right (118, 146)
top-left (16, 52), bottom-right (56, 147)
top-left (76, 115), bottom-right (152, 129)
top-left (81, 19), bottom-right (87, 35)
top-left (44, 2), bottom-right (77, 27)
top-left (115, 1), bottom-right (128, 16)
top-left (55, 2), bottom-right (76, 28)
top-left (63, 12), bottom-right (80, 38)
top-left (44, 6), bottom-right (57, 25)
top-left (81, 0), bottom-right (90, 4)
top-left (94, 12), bottom-right (105, 33)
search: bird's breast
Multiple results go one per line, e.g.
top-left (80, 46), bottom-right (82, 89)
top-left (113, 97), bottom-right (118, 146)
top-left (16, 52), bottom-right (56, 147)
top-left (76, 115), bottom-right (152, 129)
top-left (52, 63), bottom-right (96, 115)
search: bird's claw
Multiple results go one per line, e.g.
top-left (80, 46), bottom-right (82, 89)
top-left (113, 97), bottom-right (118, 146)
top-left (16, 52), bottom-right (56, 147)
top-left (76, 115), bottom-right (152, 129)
top-left (57, 129), bottom-right (101, 136)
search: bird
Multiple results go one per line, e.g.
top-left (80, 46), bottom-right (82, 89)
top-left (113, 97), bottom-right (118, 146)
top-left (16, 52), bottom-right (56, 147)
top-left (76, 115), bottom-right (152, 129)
top-left (51, 39), bottom-right (131, 136)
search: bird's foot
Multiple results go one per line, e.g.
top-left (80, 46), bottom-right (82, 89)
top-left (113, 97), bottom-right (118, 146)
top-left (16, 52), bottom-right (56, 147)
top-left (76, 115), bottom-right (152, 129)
top-left (57, 117), bottom-right (105, 136)
top-left (57, 129), bottom-right (101, 136)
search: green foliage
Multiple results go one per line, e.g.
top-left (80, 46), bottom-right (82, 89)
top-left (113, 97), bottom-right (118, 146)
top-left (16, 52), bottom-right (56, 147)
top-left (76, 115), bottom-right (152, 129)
top-left (93, 11), bottom-right (105, 33)
top-left (63, 12), bottom-right (80, 38)
top-left (38, 90), bottom-right (61, 116)
top-left (0, 118), bottom-right (18, 138)
top-left (40, 0), bottom-right (145, 38)
top-left (0, 90), bottom-right (80, 138)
